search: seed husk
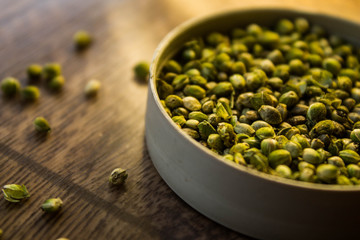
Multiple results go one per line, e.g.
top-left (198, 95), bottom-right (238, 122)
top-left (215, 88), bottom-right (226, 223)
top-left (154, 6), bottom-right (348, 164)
top-left (109, 168), bottom-right (128, 186)
top-left (2, 184), bottom-right (30, 203)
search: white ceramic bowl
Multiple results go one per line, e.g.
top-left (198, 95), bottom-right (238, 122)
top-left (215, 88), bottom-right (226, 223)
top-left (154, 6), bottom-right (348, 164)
top-left (145, 8), bottom-right (360, 240)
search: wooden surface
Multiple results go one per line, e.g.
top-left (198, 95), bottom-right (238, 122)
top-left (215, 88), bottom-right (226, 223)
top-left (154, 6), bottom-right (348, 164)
top-left (0, 0), bottom-right (359, 239)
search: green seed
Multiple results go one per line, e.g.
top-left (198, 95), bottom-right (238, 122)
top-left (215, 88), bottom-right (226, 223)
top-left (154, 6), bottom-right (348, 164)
top-left (251, 120), bottom-right (272, 131)
top-left (21, 86), bottom-right (40, 101)
top-left (250, 92), bottom-right (274, 110)
top-left (258, 31), bottom-right (280, 49)
top-left (347, 164), bottom-right (360, 178)
top-left (298, 161), bottom-right (315, 171)
top-left (234, 122), bottom-right (255, 136)
top-left (74, 30), bottom-right (92, 50)
top-left (327, 156), bottom-right (345, 168)
top-left (258, 105), bottom-right (282, 125)
top-left (165, 95), bottom-right (183, 109)
top-left (182, 128), bottom-right (200, 140)
top-left (43, 63), bottom-right (61, 80)
top-left (230, 143), bottom-right (250, 155)
top-left (350, 129), bottom-right (360, 143)
top-left (183, 96), bottom-right (201, 111)
top-left (183, 85), bottom-right (206, 99)
top-left (289, 59), bottom-right (306, 75)
top-left (41, 198), bottom-right (63, 213)
top-left (27, 64), bottom-right (42, 80)
top-left (316, 164), bottom-right (339, 183)
top-left (261, 138), bottom-right (278, 156)
top-left (49, 75), bottom-right (65, 91)
top-left (276, 19), bottom-right (294, 35)
top-left (84, 79), bottom-right (101, 97)
top-left (337, 175), bottom-right (353, 185)
top-left (279, 91), bottom-right (299, 108)
top-left (302, 148), bottom-right (322, 165)
top-left (1, 77), bottom-right (20, 97)
top-left (275, 165), bottom-right (292, 178)
top-left (164, 60), bottom-right (182, 74)
top-left (339, 149), bottom-right (360, 164)
top-left (201, 100), bottom-right (215, 114)
top-left (172, 74), bottom-right (190, 91)
top-left (229, 74), bottom-right (246, 90)
top-left (189, 111), bottom-right (208, 122)
top-left (307, 102), bottom-right (327, 123)
top-left (233, 152), bottom-right (247, 165)
top-left (34, 117), bottom-right (51, 132)
top-left (185, 119), bottom-right (199, 130)
top-left (211, 82), bottom-right (234, 97)
top-left (244, 148), bottom-right (269, 172)
top-left (268, 149), bottom-right (292, 168)
top-left (284, 140), bottom-right (302, 158)
top-left (207, 134), bottom-right (224, 151)
top-left (109, 168), bottom-right (128, 186)
top-left (299, 168), bottom-right (316, 182)
top-left (255, 127), bottom-right (275, 140)
top-left (294, 18), bottom-right (309, 34)
top-left (134, 61), bottom-right (150, 80)
top-left (322, 58), bottom-right (341, 75)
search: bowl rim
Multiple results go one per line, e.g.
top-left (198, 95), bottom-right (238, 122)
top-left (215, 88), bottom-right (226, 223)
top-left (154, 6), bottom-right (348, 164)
top-left (148, 7), bottom-right (360, 192)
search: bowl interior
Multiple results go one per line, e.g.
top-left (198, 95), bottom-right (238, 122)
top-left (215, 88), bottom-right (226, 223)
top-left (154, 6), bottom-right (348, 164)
top-left (149, 8), bottom-right (360, 192)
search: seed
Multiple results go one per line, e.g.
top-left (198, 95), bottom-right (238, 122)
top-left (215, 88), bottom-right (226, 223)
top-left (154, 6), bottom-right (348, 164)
top-left (43, 63), bottom-right (61, 80)
top-left (134, 61), bottom-right (150, 80)
top-left (74, 30), bottom-right (92, 50)
top-left (34, 117), bottom-right (51, 132)
top-left (183, 96), bottom-right (201, 111)
top-left (49, 75), bottom-right (65, 91)
top-left (316, 164), bottom-right (339, 183)
top-left (258, 105), bottom-right (282, 125)
top-left (109, 168), bottom-right (128, 186)
top-left (302, 148), bottom-right (322, 165)
top-left (41, 198), bottom-right (63, 213)
top-left (1, 77), bottom-right (20, 97)
top-left (27, 64), bottom-right (42, 81)
top-left (84, 79), bottom-right (101, 97)
top-left (268, 149), bottom-right (292, 168)
top-left (275, 165), bottom-right (292, 178)
top-left (21, 86), bottom-right (40, 101)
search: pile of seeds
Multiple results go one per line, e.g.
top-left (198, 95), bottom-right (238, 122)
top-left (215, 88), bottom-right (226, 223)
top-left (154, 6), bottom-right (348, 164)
top-left (156, 18), bottom-right (360, 185)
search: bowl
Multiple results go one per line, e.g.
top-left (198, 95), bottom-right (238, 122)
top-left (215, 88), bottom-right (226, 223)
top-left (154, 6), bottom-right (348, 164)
top-left (145, 8), bottom-right (360, 240)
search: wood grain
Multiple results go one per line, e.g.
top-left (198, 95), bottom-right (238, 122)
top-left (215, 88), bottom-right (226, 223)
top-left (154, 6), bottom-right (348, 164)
top-left (0, 0), bottom-right (359, 239)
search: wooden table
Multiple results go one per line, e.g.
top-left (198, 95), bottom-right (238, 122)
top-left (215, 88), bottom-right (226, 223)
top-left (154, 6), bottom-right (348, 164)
top-left (0, 0), bottom-right (359, 239)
